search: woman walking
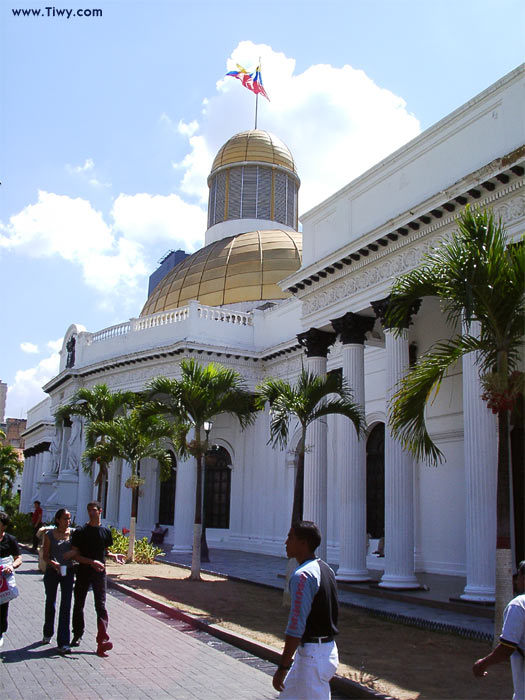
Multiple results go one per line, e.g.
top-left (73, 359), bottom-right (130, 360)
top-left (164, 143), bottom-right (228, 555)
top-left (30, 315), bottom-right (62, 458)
top-left (42, 508), bottom-right (74, 653)
top-left (0, 511), bottom-right (22, 648)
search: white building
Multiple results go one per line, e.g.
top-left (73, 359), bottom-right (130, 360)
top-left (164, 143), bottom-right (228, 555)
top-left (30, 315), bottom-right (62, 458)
top-left (22, 65), bottom-right (524, 600)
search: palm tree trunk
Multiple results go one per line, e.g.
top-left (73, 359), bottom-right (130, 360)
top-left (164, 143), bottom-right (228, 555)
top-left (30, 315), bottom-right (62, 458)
top-left (190, 444), bottom-right (203, 580)
top-left (127, 484), bottom-right (139, 562)
top-left (493, 350), bottom-right (514, 643)
top-left (494, 406), bottom-right (514, 642)
top-left (95, 462), bottom-right (107, 502)
top-left (291, 434), bottom-right (306, 525)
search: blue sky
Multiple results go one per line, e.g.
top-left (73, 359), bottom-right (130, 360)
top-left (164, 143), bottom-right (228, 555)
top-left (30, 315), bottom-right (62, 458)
top-left (1, 0), bottom-right (524, 418)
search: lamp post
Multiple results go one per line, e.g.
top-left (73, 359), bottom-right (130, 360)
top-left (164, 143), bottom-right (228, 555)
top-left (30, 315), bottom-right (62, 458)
top-left (200, 420), bottom-right (213, 562)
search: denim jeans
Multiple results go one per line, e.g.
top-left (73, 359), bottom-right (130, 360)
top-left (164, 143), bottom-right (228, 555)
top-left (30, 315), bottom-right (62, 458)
top-left (72, 565), bottom-right (109, 644)
top-left (43, 567), bottom-right (74, 647)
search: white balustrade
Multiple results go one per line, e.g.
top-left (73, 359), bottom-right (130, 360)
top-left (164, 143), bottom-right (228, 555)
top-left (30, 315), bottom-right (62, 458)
top-left (83, 303), bottom-right (253, 346)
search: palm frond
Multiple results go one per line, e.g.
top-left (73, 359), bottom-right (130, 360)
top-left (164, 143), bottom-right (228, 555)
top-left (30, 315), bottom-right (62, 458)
top-left (388, 336), bottom-right (482, 463)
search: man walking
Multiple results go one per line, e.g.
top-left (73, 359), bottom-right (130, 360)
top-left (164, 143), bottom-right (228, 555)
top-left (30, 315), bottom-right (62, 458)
top-left (473, 560), bottom-right (525, 700)
top-left (273, 521), bottom-right (339, 700)
top-left (69, 502), bottom-right (124, 656)
top-left (31, 500), bottom-right (42, 552)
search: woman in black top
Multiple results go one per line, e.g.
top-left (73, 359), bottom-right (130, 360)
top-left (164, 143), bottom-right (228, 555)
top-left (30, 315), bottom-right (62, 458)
top-left (0, 511), bottom-right (22, 648)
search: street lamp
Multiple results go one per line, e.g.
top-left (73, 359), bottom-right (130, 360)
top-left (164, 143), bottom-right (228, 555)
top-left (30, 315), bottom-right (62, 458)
top-left (203, 420), bottom-right (213, 440)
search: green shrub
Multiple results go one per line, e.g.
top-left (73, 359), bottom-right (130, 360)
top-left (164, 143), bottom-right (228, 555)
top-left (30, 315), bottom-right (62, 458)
top-left (134, 537), bottom-right (165, 564)
top-left (9, 511), bottom-right (33, 543)
top-left (109, 527), bottom-right (165, 563)
top-left (110, 527), bottom-right (129, 556)
top-left (0, 491), bottom-right (21, 518)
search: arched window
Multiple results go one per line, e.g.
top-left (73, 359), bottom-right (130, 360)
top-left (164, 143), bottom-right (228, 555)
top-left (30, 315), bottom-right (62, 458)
top-left (366, 423), bottom-right (385, 539)
top-left (204, 446), bottom-right (231, 529)
top-left (158, 452), bottom-right (177, 526)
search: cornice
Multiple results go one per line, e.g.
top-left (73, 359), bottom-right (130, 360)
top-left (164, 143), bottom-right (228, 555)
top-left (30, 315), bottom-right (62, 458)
top-left (284, 152), bottom-right (524, 297)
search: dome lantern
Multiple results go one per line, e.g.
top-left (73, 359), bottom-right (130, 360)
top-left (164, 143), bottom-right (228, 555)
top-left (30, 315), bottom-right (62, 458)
top-left (207, 130), bottom-right (300, 233)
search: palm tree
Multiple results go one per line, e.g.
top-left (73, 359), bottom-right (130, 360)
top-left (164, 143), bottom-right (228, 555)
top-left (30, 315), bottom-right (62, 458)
top-left (54, 384), bottom-right (138, 501)
top-left (83, 409), bottom-right (173, 561)
top-left (385, 206), bottom-right (524, 638)
top-left (0, 430), bottom-right (24, 497)
top-left (145, 359), bottom-right (257, 580)
top-left (255, 368), bottom-right (365, 526)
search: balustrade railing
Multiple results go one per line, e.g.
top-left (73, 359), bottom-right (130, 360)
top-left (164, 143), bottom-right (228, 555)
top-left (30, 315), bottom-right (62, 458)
top-left (85, 303), bottom-right (253, 345)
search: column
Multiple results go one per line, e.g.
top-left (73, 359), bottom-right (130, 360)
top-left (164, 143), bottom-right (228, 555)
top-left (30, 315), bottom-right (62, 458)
top-left (372, 297), bottom-right (421, 589)
top-left (461, 322), bottom-right (497, 601)
top-left (331, 312), bottom-right (375, 581)
top-left (297, 328), bottom-right (335, 561)
top-left (172, 455), bottom-right (196, 553)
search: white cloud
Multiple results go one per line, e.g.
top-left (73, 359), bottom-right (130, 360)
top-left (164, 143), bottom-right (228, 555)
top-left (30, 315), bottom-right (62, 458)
top-left (66, 158), bottom-right (111, 188)
top-left (6, 341), bottom-right (62, 417)
top-left (20, 342), bottom-right (39, 354)
top-left (172, 41), bottom-right (421, 211)
top-left (66, 158), bottom-right (94, 174)
top-left (111, 193), bottom-right (205, 252)
top-left (0, 190), bottom-right (205, 299)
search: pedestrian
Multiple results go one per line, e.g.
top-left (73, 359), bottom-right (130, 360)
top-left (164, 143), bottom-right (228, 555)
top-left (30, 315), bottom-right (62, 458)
top-left (0, 511), bottom-right (22, 648)
top-left (42, 508), bottom-right (75, 654)
top-left (70, 502), bottom-right (124, 656)
top-left (31, 500), bottom-right (43, 552)
top-left (473, 560), bottom-right (525, 700)
top-left (273, 521), bottom-right (339, 699)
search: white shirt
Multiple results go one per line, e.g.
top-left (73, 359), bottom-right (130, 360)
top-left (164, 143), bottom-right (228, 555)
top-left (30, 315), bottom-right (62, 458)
top-left (501, 593), bottom-right (525, 700)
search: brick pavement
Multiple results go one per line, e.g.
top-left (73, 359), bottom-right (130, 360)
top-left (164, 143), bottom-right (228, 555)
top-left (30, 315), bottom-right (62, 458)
top-left (0, 554), bottom-right (279, 700)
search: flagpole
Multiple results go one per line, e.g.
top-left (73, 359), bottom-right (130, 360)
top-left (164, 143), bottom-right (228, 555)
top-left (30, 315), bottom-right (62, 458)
top-left (254, 55), bottom-right (261, 129)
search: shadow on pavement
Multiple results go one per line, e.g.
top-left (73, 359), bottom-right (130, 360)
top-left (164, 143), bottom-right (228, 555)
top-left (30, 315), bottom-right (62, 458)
top-left (0, 640), bottom-right (75, 663)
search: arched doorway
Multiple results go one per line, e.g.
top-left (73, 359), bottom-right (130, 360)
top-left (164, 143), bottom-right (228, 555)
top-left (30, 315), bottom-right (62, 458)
top-left (204, 446), bottom-right (232, 529)
top-left (366, 423), bottom-right (385, 540)
top-left (158, 452), bottom-right (177, 526)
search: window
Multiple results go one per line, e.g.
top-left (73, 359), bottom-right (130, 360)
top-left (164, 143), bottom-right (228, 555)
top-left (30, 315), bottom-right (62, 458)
top-left (158, 452), bottom-right (177, 526)
top-left (204, 446), bottom-right (231, 529)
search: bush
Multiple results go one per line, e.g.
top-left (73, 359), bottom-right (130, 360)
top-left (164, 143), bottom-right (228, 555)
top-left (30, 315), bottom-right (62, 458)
top-left (0, 491), bottom-right (20, 518)
top-left (109, 527), bottom-right (165, 564)
top-left (110, 527), bottom-right (129, 556)
top-left (134, 537), bottom-right (165, 564)
top-left (9, 511), bottom-right (33, 544)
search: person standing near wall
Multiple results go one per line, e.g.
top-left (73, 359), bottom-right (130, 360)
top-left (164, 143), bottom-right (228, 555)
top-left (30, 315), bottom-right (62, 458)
top-left (273, 521), bottom-right (339, 700)
top-left (31, 500), bottom-right (43, 552)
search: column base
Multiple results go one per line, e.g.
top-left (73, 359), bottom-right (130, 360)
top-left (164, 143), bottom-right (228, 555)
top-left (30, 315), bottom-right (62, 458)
top-left (170, 544), bottom-right (192, 553)
top-left (460, 586), bottom-right (495, 603)
top-left (379, 574), bottom-right (421, 590)
top-left (336, 568), bottom-right (370, 583)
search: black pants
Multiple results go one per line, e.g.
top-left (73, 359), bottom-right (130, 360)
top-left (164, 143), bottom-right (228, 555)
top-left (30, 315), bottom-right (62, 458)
top-left (72, 566), bottom-right (109, 644)
top-left (32, 526), bottom-right (41, 550)
top-left (0, 602), bottom-right (8, 634)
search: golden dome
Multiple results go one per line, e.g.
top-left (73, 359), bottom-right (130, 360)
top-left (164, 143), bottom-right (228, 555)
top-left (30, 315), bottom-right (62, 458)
top-left (210, 130), bottom-right (297, 178)
top-left (141, 229), bottom-right (302, 315)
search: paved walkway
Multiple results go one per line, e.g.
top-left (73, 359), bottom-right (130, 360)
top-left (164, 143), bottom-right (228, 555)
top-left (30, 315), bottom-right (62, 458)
top-left (0, 553), bottom-right (278, 700)
top-left (162, 547), bottom-right (494, 641)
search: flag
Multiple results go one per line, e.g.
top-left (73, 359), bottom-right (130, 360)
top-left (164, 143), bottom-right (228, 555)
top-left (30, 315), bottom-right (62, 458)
top-left (226, 64), bottom-right (254, 91)
top-left (226, 63), bottom-right (270, 101)
top-left (253, 65), bottom-right (270, 101)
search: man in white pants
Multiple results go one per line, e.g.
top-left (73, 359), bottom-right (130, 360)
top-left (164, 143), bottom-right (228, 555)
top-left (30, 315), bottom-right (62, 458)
top-left (273, 521), bottom-right (339, 700)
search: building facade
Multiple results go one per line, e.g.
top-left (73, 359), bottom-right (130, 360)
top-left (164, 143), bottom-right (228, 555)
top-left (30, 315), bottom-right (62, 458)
top-left (22, 66), bottom-right (525, 600)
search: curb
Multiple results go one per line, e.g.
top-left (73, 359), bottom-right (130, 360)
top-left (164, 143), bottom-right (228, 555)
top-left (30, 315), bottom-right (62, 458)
top-left (107, 577), bottom-right (394, 700)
